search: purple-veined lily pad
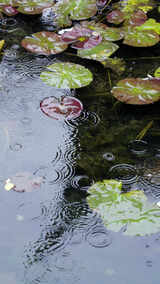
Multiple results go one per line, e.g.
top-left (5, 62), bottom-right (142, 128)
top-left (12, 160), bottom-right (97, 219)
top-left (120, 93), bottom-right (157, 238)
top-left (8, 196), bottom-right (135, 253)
top-left (127, 10), bottom-right (147, 26)
top-left (96, 0), bottom-right (107, 9)
top-left (111, 77), bottom-right (160, 105)
top-left (40, 62), bottom-right (93, 89)
top-left (81, 21), bottom-right (124, 41)
top-left (106, 9), bottom-right (125, 25)
top-left (40, 96), bottom-right (83, 120)
top-left (123, 27), bottom-right (159, 47)
top-left (5, 172), bottom-right (44, 192)
top-left (1, 5), bottom-right (19, 16)
top-left (78, 41), bottom-right (119, 64)
top-left (52, 0), bottom-right (97, 28)
top-left (16, 0), bottom-right (53, 14)
top-left (21, 31), bottom-right (68, 55)
top-left (87, 179), bottom-right (160, 236)
top-left (61, 24), bottom-right (102, 49)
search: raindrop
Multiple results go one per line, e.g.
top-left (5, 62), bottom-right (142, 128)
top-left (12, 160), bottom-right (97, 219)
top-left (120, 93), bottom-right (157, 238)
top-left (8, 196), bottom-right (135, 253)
top-left (9, 143), bottom-right (22, 151)
top-left (108, 164), bottom-right (138, 184)
top-left (71, 175), bottom-right (92, 190)
top-left (79, 111), bottom-right (100, 127)
top-left (85, 225), bottom-right (112, 248)
top-left (128, 140), bottom-right (149, 155)
top-left (103, 152), bottom-right (115, 161)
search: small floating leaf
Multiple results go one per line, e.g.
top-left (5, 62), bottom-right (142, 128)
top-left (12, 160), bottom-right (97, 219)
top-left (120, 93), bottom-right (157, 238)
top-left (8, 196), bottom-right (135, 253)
top-left (154, 67), bottom-right (160, 78)
top-left (40, 96), bottom-right (83, 120)
top-left (5, 172), bottom-right (44, 192)
top-left (136, 18), bottom-right (160, 35)
top-left (87, 179), bottom-right (160, 236)
top-left (40, 62), bottom-right (93, 89)
top-left (111, 77), bottom-right (160, 105)
top-left (21, 31), bottom-right (68, 55)
top-left (17, 0), bottom-right (53, 14)
top-left (0, 40), bottom-right (5, 52)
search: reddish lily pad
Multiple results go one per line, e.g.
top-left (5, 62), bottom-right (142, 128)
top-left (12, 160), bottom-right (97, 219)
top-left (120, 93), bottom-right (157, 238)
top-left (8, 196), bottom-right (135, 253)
top-left (16, 0), bottom-right (53, 14)
top-left (111, 77), bottom-right (160, 105)
top-left (40, 96), bottom-right (83, 120)
top-left (5, 172), bottom-right (44, 192)
top-left (1, 5), bottom-right (19, 16)
top-left (40, 62), bottom-right (93, 89)
top-left (123, 27), bottom-right (159, 47)
top-left (96, 0), bottom-right (107, 9)
top-left (127, 10), bottom-right (147, 26)
top-left (21, 32), bottom-right (68, 55)
top-left (61, 25), bottom-right (102, 49)
top-left (106, 9), bottom-right (125, 25)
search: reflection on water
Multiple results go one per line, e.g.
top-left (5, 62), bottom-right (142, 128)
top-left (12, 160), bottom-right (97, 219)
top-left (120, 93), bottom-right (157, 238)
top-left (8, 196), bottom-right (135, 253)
top-left (1, 12), bottom-right (160, 284)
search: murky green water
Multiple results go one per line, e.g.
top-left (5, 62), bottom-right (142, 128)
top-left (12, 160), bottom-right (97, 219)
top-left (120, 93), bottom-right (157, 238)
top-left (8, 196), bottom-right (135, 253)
top-left (0, 11), bottom-right (160, 284)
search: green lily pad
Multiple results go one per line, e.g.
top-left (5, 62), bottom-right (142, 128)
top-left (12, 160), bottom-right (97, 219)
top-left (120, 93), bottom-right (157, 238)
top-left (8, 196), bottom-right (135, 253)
top-left (21, 32), bottom-right (68, 55)
top-left (16, 0), bottom-right (53, 14)
top-left (52, 0), bottom-right (97, 28)
top-left (136, 18), bottom-right (160, 35)
top-left (40, 62), bottom-right (93, 89)
top-left (87, 179), bottom-right (160, 236)
top-left (123, 27), bottom-right (159, 47)
top-left (81, 21), bottom-right (124, 41)
top-left (111, 77), bottom-right (160, 105)
top-left (78, 41), bottom-right (119, 64)
top-left (154, 67), bottom-right (160, 78)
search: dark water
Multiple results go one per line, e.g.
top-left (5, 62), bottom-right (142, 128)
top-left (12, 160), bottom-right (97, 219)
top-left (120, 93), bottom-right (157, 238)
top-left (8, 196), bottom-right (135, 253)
top-left (0, 12), bottom-right (160, 284)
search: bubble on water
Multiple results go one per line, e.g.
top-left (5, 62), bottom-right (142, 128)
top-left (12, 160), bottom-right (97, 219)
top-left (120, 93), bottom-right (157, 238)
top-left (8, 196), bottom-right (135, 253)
top-left (85, 225), bottom-right (112, 248)
top-left (103, 152), bottom-right (115, 161)
top-left (9, 143), bottom-right (22, 151)
top-left (71, 175), bottom-right (92, 190)
top-left (108, 163), bottom-right (138, 184)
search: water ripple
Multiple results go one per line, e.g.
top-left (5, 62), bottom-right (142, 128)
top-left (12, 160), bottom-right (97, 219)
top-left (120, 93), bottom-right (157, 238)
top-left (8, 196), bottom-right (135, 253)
top-left (108, 163), bottom-right (138, 184)
top-left (128, 140), bottom-right (149, 156)
top-left (85, 225), bottom-right (112, 248)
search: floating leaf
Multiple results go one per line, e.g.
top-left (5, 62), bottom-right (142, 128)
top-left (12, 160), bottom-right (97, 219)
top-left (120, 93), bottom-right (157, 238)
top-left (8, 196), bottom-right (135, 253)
top-left (154, 67), bottom-right (160, 78)
top-left (52, 0), bottom-right (97, 28)
top-left (5, 172), bottom-right (44, 192)
top-left (0, 39), bottom-right (5, 52)
top-left (136, 18), bottom-right (160, 35)
top-left (40, 96), bottom-right (83, 120)
top-left (87, 179), bottom-right (160, 236)
top-left (21, 32), bottom-right (68, 55)
top-left (123, 27), bottom-right (159, 47)
top-left (106, 9), bottom-right (125, 25)
top-left (78, 41), bottom-right (119, 64)
top-left (17, 0), bottom-right (53, 14)
top-left (126, 10), bottom-right (147, 26)
top-left (61, 24), bottom-right (102, 49)
top-left (40, 62), bottom-right (93, 89)
top-left (111, 77), bottom-right (160, 105)
top-left (2, 5), bottom-right (18, 16)
top-left (81, 21), bottom-right (124, 41)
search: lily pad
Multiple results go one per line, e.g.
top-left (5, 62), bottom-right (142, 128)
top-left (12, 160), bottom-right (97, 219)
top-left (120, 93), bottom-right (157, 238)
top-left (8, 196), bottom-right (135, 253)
top-left (126, 10), bottom-right (147, 26)
top-left (154, 67), bottom-right (160, 78)
top-left (78, 41), bottom-right (119, 64)
top-left (87, 179), bottom-right (160, 236)
top-left (1, 5), bottom-right (18, 16)
top-left (111, 77), bottom-right (160, 105)
top-left (106, 9), bottom-right (125, 25)
top-left (40, 62), bottom-right (93, 89)
top-left (81, 21), bottom-right (124, 41)
top-left (40, 96), bottom-right (83, 120)
top-left (16, 0), bottom-right (53, 14)
top-left (21, 32), bottom-right (68, 55)
top-left (61, 24), bottom-right (102, 49)
top-left (123, 27), bottom-right (159, 47)
top-left (52, 0), bottom-right (97, 28)
top-left (136, 18), bottom-right (160, 35)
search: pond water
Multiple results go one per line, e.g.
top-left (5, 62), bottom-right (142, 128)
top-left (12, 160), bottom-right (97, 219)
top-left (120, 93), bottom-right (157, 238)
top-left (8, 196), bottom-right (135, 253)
top-left (1, 11), bottom-right (160, 284)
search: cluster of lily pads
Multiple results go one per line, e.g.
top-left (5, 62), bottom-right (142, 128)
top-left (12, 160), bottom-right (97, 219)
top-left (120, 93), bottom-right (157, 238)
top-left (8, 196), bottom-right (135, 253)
top-left (14, 0), bottom-right (160, 107)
